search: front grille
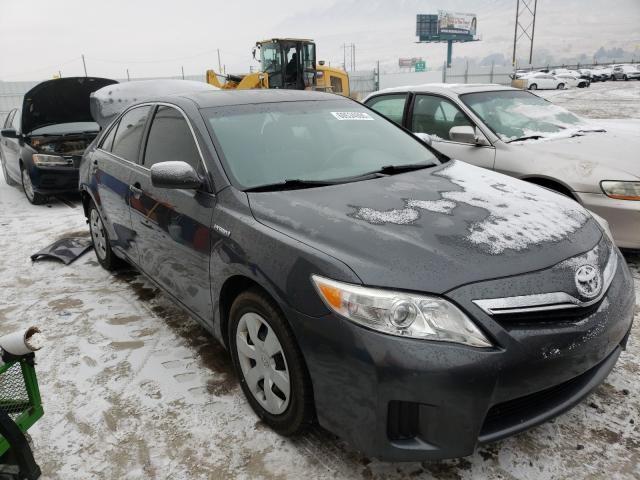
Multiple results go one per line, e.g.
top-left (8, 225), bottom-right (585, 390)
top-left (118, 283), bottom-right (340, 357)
top-left (495, 299), bottom-right (603, 327)
top-left (481, 364), bottom-right (593, 437)
top-left (387, 401), bottom-right (420, 441)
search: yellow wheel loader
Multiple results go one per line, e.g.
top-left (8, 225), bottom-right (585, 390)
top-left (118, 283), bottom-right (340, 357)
top-left (206, 38), bottom-right (350, 97)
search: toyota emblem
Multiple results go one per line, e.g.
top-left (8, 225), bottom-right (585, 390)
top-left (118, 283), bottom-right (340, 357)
top-left (575, 264), bottom-right (602, 299)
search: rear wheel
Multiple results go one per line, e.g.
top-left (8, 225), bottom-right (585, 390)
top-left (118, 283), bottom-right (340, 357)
top-left (557, 83), bottom-right (565, 89)
top-left (21, 166), bottom-right (45, 204)
top-left (529, 83), bottom-right (538, 90)
top-left (89, 201), bottom-right (122, 270)
top-left (623, 74), bottom-right (628, 81)
top-left (230, 288), bottom-right (314, 435)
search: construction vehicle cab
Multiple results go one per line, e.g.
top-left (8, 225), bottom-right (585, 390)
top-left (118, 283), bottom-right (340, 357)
top-left (255, 38), bottom-right (316, 90)
top-left (206, 38), bottom-right (350, 96)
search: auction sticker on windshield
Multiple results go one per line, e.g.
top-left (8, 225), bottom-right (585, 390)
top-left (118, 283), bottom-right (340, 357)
top-left (331, 112), bottom-right (374, 120)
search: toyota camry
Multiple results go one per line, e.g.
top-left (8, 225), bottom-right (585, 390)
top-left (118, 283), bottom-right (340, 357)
top-left (79, 88), bottom-right (635, 461)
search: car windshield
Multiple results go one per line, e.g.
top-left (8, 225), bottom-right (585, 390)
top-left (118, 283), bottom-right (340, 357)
top-left (202, 99), bottom-right (439, 190)
top-left (460, 90), bottom-right (590, 142)
top-left (30, 122), bottom-right (100, 136)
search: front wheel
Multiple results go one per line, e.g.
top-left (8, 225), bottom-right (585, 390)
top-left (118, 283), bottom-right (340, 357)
top-left (21, 166), bottom-right (45, 204)
top-left (557, 83), bottom-right (565, 89)
top-left (230, 288), bottom-right (314, 436)
top-left (89, 201), bottom-right (123, 270)
top-left (529, 83), bottom-right (538, 90)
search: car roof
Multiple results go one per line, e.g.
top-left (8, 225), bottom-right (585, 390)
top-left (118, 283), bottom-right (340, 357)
top-left (171, 89), bottom-right (343, 108)
top-left (369, 83), bottom-right (518, 98)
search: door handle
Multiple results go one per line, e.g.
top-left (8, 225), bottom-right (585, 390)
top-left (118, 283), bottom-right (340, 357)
top-left (129, 183), bottom-right (142, 199)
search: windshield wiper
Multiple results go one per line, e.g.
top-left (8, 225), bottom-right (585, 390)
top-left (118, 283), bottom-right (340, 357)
top-left (506, 135), bottom-right (544, 143)
top-left (244, 179), bottom-right (341, 192)
top-left (362, 162), bottom-right (434, 176)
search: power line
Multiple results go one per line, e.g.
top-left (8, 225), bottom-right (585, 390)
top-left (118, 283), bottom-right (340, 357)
top-left (1, 56), bottom-right (81, 80)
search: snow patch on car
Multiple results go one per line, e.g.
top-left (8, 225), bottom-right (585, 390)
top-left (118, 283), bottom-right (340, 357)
top-left (351, 162), bottom-right (591, 254)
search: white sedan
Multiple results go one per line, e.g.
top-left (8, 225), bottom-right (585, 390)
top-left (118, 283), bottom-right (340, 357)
top-left (523, 72), bottom-right (565, 90)
top-left (555, 73), bottom-right (590, 88)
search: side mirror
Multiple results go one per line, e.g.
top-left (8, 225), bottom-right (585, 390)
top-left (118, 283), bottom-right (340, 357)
top-left (413, 132), bottom-right (432, 146)
top-left (1, 128), bottom-right (19, 139)
top-left (449, 125), bottom-right (490, 146)
top-left (449, 125), bottom-right (475, 144)
top-left (150, 161), bottom-right (201, 190)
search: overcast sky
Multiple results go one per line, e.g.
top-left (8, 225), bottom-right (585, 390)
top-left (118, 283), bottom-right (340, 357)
top-left (1, 0), bottom-right (639, 81)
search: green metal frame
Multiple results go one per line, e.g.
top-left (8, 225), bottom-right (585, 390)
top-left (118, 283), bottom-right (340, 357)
top-left (0, 359), bottom-right (44, 457)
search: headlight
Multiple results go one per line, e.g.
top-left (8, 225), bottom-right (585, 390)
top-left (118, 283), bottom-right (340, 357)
top-left (311, 275), bottom-right (491, 347)
top-left (32, 154), bottom-right (72, 167)
top-left (600, 181), bottom-right (640, 201)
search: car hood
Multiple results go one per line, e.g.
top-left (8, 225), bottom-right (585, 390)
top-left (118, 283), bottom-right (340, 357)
top-left (507, 122), bottom-right (640, 179)
top-left (21, 77), bottom-right (117, 135)
top-left (248, 161), bottom-right (602, 294)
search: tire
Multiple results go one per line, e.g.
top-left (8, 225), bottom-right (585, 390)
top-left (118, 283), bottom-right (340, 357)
top-left (1, 153), bottom-right (18, 186)
top-left (20, 165), bottom-right (45, 205)
top-left (229, 288), bottom-right (314, 436)
top-left (529, 83), bottom-right (537, 90)
top-left (612, 75), bottom-right (617, 81)
top-left (623, 75), bottom-right (628, 81)
top-left (557, 83), bottom-right (565, 89)
top-left (88, 201), bottom-right (123, 270)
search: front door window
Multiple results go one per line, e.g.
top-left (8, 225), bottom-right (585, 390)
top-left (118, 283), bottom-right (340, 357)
top-left (410, 95), bottom-right (474, 142)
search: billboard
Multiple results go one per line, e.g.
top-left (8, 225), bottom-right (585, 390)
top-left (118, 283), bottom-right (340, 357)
top-left (398, 57), bottom-right (424, 68)
top-left (438, 11), bottom-right (477, 38)
top-left (416, 12), bottom-right (477, 42)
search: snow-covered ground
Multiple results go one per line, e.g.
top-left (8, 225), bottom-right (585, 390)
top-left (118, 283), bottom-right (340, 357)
top-left (0, 81), bottom-right (639, 479)
top-left (536, 80), bottom-right (640, 120)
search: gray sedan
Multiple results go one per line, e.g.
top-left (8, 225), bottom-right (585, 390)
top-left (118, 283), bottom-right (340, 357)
top-left (364, 84), bottom-right (640, 249)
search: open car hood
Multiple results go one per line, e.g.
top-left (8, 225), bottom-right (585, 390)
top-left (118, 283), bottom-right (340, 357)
top-left (89, 80), bottom-right (219, 128)
top-left (22, 77), bottom-right (117, 135)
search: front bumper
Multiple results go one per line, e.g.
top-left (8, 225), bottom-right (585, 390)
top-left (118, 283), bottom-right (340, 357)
top-left (27, 164), bottom-right (80, 194)
top-left (576, 192), bottom-right (640, 249)
top-left (285, 251), bottom-right (635, 461)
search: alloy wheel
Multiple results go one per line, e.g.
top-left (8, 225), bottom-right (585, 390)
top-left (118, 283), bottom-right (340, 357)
top-left (21, 168), bottom-right (35, 201)
top-left (236, 312), bottom-right (291, 415)
top-left (90, 209), bottom-right (108, 261)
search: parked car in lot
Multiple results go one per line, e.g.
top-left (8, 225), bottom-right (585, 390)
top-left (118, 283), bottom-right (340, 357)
top-left (364, 84), bottom-right (640, 248)
top-left (521, 72), bottom-right (565, 90)
top-left (592, 66), bottom-right (613, 80)
top-left (611, 64), bottom-right (640, 81)
top-left (80, 88), bottom-right (635, 461)
top-left (555, 73), bottom-right (590, 88)
top-left (0, 77), bottom-right (116, 204)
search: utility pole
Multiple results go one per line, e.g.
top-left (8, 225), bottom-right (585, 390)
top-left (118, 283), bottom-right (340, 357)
top-left (181, 66), bottom-right (185, 80)
top-left (58, 70), bottom-right (62, 78)
top-left (343, 43), bottom-right (356, 71)
top-left (217, 49), bottom-right (222, 72)
top-left (512, 0), bottom-right (538, 66)
top-left (126, 69), bottom-right (130, 81)
top-left (81, 54), bottom-right (88, 76)
top-left (352, 44), bottom-right (356, 71)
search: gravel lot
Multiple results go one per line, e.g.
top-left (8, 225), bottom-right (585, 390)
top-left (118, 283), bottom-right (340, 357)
top-left (0, 80), bottom-right (638, 480)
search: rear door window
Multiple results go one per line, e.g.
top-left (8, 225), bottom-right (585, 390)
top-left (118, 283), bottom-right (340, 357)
top-left (365, 94), bottom-right (407, 125)
top-left (143, 106), bottom-right (202, 173)
top-left (410, 95), bottom-right (473, 141)
top-left (111, 106), bottom-right (152, 163)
